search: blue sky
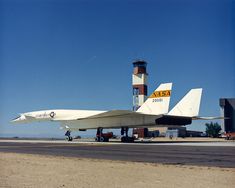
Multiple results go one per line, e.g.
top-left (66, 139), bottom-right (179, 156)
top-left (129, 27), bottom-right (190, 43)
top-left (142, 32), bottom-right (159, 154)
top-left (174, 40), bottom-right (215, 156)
top-left (0, 0), bottom-right (234, 138)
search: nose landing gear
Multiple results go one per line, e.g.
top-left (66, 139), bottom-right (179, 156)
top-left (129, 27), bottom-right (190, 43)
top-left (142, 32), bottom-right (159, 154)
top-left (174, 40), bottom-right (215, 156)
top-left (65, 130), bottom-right (73, 141)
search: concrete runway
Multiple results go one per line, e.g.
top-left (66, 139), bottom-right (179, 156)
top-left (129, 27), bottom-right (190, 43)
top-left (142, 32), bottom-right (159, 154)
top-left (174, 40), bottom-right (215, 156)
top-left (0, 140), bottom-right (235, 168)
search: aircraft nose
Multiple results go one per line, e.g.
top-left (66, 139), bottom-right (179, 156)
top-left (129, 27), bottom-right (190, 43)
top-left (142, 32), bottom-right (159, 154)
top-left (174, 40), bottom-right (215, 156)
top-left (11, 114), bottom-right (26, 123)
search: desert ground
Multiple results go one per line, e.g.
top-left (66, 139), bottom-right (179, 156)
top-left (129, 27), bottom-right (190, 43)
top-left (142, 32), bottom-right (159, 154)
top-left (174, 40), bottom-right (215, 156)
top-left (0, 152), bottom-right (234, 188)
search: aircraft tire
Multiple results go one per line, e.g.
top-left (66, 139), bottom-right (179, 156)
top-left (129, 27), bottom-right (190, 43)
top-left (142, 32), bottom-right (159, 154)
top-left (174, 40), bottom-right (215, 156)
top-left (100, 137), bottom-right (104, 142)
top-left (121, 137), bottom-right (125, 142)
top-left (121, 137), bottom-right (134, 143)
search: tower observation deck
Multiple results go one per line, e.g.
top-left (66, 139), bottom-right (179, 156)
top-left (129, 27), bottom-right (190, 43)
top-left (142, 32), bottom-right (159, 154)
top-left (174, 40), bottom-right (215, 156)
top-left (132, 60), bottom-right (148, 111)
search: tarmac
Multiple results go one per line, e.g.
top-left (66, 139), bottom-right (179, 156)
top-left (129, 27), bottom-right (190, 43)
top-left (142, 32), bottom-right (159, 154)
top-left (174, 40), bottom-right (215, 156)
top-left (0, 139), bottom-right (235, 168)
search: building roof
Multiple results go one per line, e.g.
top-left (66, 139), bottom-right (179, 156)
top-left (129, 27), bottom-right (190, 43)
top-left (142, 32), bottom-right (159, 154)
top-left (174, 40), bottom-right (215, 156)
top-left (133, 60), bottom-right (147, 67)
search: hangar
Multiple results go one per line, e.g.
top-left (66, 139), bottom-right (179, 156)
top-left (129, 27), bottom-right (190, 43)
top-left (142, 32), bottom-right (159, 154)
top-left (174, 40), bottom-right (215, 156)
top-left (220, 98), bottom-right (235, 135)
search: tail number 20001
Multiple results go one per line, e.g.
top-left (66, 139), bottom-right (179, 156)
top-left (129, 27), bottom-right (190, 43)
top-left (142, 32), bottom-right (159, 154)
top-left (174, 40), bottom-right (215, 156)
top-left (152, 98), bottom-right (163, 102)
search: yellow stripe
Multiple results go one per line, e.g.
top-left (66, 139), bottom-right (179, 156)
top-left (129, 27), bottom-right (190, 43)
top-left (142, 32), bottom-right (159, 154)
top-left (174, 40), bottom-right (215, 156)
top-left (149, 90), bottom-right (171, 98)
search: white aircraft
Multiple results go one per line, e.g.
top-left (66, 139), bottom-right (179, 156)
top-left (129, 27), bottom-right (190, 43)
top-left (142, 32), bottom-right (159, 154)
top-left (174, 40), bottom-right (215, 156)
top-left (11, 83), bottom-right (205, 142)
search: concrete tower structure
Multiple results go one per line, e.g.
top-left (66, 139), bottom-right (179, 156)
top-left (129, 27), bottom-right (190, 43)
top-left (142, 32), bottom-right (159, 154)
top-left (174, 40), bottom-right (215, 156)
top-left (132, 60), bottom-right (148, 111)
top-left (132, 60), bottom-right (148, 138)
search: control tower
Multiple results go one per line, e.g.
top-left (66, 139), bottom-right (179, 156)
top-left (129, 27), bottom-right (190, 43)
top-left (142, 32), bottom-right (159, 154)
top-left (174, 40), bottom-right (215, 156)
top-left (132, 60), bottom-right (148, 138)
top-left (132, 60), bottom-right (148, 111)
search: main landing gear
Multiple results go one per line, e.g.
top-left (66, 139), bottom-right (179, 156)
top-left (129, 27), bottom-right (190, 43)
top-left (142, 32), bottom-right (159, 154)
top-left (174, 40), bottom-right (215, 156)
top-left (121, 127), bottom-right (134, 143)
top-left (65, 130), bottom-right (73, 141)
top-left (95, 128), bottom-right (113, 142)
top-left (96, 128), bottom-right (104, 142)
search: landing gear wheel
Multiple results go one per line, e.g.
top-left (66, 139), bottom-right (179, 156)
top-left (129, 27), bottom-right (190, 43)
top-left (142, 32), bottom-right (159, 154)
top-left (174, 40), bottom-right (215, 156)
top-left (65, 130), bottom-right (73, 142)
top-left (121, 137), bottom-right (125, 142)
top-left (120, 127), bottom-right (134, 143)
top-left (104, 137), bottom-right (109, 142)
top-left (121, 136), bottom-right (134, 143)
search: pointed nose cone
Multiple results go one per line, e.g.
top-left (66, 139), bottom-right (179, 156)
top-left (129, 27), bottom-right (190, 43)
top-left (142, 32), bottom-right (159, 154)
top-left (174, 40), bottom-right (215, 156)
top-left (11, 115), bottom-right (26, 124)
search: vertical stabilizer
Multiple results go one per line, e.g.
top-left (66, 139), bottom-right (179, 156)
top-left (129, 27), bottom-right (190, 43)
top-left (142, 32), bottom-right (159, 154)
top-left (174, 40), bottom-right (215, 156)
top-left (137, 83), bottom-right (172, 115)
top-left (168, 88), bottom-right (202, 117)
